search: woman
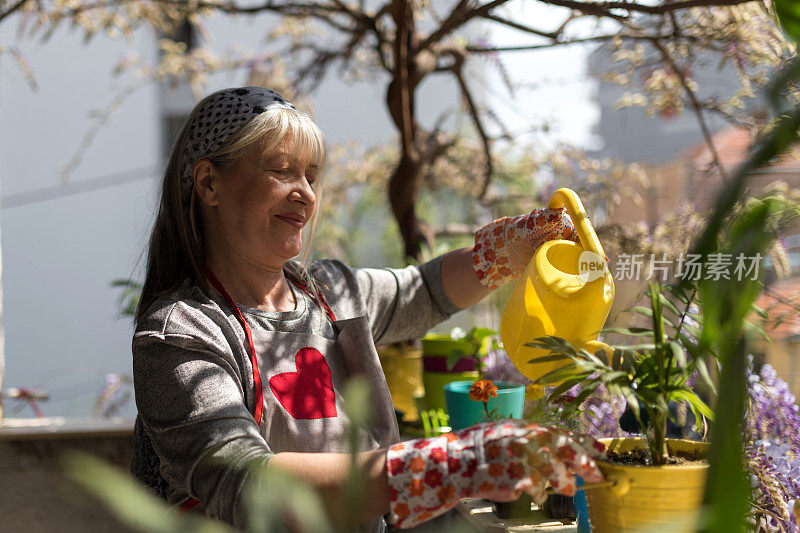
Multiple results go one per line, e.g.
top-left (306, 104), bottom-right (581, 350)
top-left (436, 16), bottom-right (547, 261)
top-left (131, 87), bottom-right (604, 531)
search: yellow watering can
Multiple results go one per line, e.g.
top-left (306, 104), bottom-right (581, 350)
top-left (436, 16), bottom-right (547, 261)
top-left (500, 188), bottom-right (615, 386)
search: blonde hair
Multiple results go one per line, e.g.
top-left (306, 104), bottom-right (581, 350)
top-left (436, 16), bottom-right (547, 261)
top-left (137, 98), bottom-right (327, 321)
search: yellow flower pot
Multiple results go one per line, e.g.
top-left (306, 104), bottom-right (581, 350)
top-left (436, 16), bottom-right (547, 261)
top-left (586, 438), bottom-right (709, 533)
top-left (377, 343), bottom-right (423, 421)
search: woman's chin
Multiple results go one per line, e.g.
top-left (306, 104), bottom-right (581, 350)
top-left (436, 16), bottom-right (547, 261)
top-left (277, 243), bottom-right (303, 260)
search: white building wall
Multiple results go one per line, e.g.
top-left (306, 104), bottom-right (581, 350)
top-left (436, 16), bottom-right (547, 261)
top-left (0, 12), bottom-right (465, 417)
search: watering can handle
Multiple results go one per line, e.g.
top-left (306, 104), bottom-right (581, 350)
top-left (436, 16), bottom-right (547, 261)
top-left (547, 188), bottom-right (607, 260)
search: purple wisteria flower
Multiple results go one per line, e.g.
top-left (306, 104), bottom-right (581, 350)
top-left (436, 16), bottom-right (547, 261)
top-left (745, 356), bottom-right (800, 533)
top-left (580, 387), bottom-right (629, 438)
top-left (481, 344), bottom-right (532, 385)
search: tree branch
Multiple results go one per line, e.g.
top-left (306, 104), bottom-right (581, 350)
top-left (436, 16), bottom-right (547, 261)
top-left (420, 0), bottom-right (512, 52)
top-left (433, 222), bottom-right (475, 237)
top-left (0, 0), bottom-right (29, 24)
top-left (540, 0), bottom-right (754, 17)
top-left (467, 33), bottom-right (632, 53)
top-left (480, 13), bottom-right (558, 39)
top-left (445, 49), bottom-right (494, 199)
top-left (650, 37), bottom-right (729, 184)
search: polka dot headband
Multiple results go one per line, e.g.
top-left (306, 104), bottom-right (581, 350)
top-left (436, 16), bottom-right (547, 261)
top-left (180, 86), bottom-right (295, 204)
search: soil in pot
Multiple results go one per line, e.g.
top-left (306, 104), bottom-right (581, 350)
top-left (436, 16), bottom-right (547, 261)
top-left (603, 447), bottom-right (708, 467)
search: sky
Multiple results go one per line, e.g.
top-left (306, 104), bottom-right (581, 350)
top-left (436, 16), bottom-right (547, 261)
top-left (0, 2), bottom-right (600, 419)
top-left (486, 2), bottom-right (601, 150)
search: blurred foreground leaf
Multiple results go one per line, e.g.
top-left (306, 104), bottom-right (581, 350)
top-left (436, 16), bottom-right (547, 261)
top-left (245, 463), bottom-right (334, 533)
top-left (63, 452), bottom-right (233, 533)
top-left (775, 0), bottom-right (800, 42)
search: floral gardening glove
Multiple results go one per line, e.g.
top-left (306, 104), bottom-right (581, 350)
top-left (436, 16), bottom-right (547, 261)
top-left (473, 207), bottom-right (579, 290)
top-left (385, 420), bottom-right (605, 529)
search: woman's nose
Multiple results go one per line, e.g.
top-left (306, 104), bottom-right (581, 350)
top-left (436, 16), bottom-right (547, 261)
top-left (289, 176), bottom-right (316, 204)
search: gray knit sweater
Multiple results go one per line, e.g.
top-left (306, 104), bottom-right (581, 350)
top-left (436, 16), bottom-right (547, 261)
top-left (131, 257), bottom-right (460, 529)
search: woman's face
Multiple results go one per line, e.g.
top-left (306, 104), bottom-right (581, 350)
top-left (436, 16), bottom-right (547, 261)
top-left (203, 135), bottom-right (318, 270)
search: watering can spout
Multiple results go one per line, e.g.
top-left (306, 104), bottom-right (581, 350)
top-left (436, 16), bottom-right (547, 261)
top-left (500, 188), bottom-right (615, 385)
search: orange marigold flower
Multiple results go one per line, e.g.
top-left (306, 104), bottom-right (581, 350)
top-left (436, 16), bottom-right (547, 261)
top-left (469, 379), bottom-right (498, 402)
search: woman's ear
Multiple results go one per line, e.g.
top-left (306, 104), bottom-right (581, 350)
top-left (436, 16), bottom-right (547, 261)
top-left (193, 159), bottom-right (219, 207)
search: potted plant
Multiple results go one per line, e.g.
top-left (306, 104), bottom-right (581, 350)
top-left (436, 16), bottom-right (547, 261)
top-left (528, 281), bottom-right (716, 532)
top-left (443, 378), bottom-right (525, 431)
top-left (420, 327), bottom-right (494, 411)
top-left (443, 377), bottom-right (532, 519)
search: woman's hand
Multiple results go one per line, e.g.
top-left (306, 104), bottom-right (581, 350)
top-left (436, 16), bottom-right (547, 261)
top-left (386, 420), bottom-right (604, 529)
top-left (473, 207), bottom-right (579, 290)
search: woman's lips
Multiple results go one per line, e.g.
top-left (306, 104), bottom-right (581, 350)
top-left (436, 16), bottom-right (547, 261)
top-left (275, 214), bottom-right (304, 229)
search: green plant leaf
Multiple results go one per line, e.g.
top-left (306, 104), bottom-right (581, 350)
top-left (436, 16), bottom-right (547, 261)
top-left (534, 363), bottom-right (581, 385)
top-left (668, 341), bottom-right (688, 371)
top-left (546, 377), bottom-right (585, 399)
top-left (571, 381), bottom-right (601, 407)
top-left (775, 0), bottom-right (800, 43)
top-left (63, 452), bottom-right (233, 533)
top-left (527, 353), bottom-right (570, 364)
top-left (671, 389), bottom-right (715, 421)
top-left (344, 377), bottom-right (370, 428)
top-left (246, 462), bottom-right (335, 533)
top-left (445, 350), bottom-right (465, 371)
top-left (658, 292), bottom-right (683, 320)
top-left (750, 303), bottom-right (768, 320)
top-left (695, 354), bottom-right (718, 396)
top-left (699, 339), bottom-right (750, 533)
top-left (468, 327), bottom-right (497, 340)
top-left (599, 370), bottom-right (629, 385)
top-left (602, 326), bottom-right (653, 337)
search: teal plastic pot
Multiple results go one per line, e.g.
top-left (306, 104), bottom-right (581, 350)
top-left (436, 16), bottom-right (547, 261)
top-left (444, 381), bottom-right (525, 430)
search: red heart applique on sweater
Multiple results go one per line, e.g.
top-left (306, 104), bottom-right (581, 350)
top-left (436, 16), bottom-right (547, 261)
top-left (269, 347), bottom-right (338, 419)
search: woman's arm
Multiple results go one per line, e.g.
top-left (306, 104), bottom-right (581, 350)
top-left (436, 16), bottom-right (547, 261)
top-left (440, 247), bottom-right (493, 309)
top-left (270, 448), bottom-right (389, 528)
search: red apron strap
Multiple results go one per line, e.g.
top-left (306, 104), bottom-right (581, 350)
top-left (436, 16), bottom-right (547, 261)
top-left (182, 267), bottom-right (334, 515)
top-left (286, 274), bottom-right (336, 322)
top-left (179, 498), bottom-right (201, 513)
top-left (205, 267), bottom-right (264, 427)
